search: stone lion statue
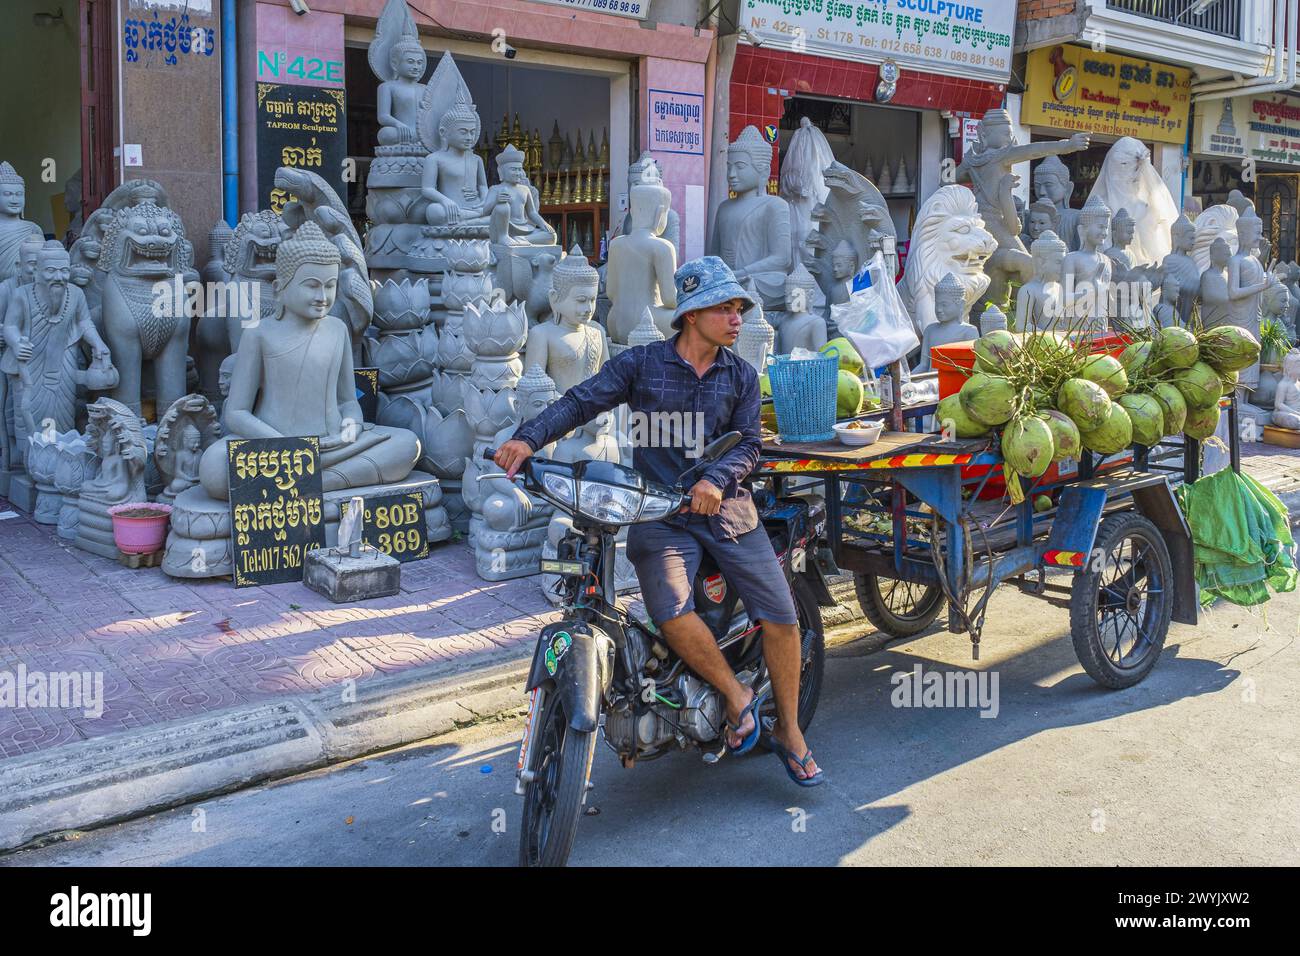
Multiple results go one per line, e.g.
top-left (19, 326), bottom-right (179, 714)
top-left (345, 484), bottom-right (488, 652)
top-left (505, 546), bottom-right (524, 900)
top-left (900, 185), bottom-right (996, 335)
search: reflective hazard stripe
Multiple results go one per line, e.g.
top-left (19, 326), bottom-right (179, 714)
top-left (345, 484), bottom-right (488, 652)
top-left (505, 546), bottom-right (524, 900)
top-left (759, 452), bottom-right (974, 473)
top-left (1042, 549), bottom-right (1085, 567)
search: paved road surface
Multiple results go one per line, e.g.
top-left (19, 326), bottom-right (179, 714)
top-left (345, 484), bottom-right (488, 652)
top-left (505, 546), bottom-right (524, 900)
top-left (5, 586), bottom-right (1298, 867)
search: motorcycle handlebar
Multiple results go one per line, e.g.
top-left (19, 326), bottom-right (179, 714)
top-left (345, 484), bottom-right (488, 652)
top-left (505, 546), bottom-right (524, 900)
top-left (483, 448), bottom-right (497, 461)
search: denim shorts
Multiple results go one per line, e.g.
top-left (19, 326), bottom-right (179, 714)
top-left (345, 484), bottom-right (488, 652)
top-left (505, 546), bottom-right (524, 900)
top-left (625, 515), bottom-right (799, 627)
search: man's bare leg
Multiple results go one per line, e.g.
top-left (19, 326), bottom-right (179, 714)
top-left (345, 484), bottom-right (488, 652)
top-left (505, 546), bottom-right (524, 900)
top-left (760, 620), bottom-right (819, 780)
top-left (658, 611), bottom-right (754, 746)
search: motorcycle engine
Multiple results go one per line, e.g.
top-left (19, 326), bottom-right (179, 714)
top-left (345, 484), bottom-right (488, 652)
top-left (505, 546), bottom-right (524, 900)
top-left (604, 673), bottom-right (725, 754)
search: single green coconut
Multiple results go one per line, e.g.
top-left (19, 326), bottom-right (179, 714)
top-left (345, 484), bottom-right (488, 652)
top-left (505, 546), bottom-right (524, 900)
top-left (1155, 326), bottom-right (1199, 370)
top-left (1079, 402), bottom-right (1133, 455)
top-left (837, 370), bottom-right (865, 418)
top-left (1197, 325), bottom-right (1260, 373)
top-left (1021, 330), bottom-right (1074, 365)
top-left (1038, 409), bottom-right (1082, 462)
top-left (959, 372), bottom-right (1017, 426)
top-left (1079, 353), bottom-right (1129, 398)
top-left (821, 337), bottom-right (866, 375)
top-left (1002, 415), bottom-right (1055, 478)
top-left (1183, 403), bottom-right (1221, 440)
top-left (1150, 382), bottom-right (1187, 435)
top-left (1034, 494), bottom-right (1053, 513)
top-left (1058, 377), bottom-right (1112, 431)
top-left (1117, 393), bottom-right (1164, 448)
top-left (1119, 341), bottom-right (1153, 377)
top-left (1173, 361), bottom-right (1223, 410)
top-left (974, 329), bottom-right (1017, 374)
top-left (935, 394), bottom-right (990, 438)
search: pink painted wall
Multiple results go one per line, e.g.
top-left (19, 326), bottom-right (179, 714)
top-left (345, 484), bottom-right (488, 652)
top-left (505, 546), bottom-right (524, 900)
top-left (642, 56), bottom-right (708, 262)
top-left (253, 3), bottom-right (346, 88)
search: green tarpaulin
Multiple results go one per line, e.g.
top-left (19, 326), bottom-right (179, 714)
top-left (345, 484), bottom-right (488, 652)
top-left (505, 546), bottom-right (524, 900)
top-left (1175, 469), bottom-right (1297, 607)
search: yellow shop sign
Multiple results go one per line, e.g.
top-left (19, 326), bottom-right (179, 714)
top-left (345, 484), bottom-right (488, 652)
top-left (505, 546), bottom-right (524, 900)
top-left (1022, 44), bottom-right (1191, 145)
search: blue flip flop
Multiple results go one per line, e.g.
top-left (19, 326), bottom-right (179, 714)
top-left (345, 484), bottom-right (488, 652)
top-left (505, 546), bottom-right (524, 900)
top-left (724, 691), bottom-right (766, 756)
top-left (765, 733), bottom-right (825, 787)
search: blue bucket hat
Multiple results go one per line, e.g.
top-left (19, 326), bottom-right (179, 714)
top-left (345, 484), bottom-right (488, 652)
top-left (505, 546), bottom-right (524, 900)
top-left (671, 256), bottom-right (756, 331)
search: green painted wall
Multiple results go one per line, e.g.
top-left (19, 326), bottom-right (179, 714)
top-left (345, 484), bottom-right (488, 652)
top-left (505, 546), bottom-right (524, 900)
top-left (0, 2), bottom-right (83, 237)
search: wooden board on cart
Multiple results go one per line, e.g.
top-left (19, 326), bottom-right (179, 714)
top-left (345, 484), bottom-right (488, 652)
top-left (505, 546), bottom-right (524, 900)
top-left (760, 432), bottom-right (992, 470)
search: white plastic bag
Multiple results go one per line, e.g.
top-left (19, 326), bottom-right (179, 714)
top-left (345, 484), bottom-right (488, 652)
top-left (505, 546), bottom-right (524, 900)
top-left (831, 251), bottom-right (919, 369)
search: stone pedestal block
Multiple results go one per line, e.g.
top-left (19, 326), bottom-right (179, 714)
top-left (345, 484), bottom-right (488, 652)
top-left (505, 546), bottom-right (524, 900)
top-left (304, 545), bottom-right (401, 603)
top-left (7, 474), bottom-right (37, 514)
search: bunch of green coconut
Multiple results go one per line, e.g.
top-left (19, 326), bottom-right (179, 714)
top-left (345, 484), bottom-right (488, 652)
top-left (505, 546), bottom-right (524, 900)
top-left (935, 325), bottom-right (1260, 501)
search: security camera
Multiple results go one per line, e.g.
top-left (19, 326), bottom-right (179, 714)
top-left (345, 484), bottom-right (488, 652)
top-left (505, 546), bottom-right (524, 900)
top-left (288, 0), bottom-right (311, 16)
top-left (503, 44), bottom-right (517, 59)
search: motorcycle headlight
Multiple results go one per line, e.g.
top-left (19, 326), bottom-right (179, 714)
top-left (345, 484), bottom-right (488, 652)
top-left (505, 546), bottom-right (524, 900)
top-left (540, 472), bottom-right (575, 507)
top-left (638, 494), bottom-right (677, 521)
top-left (577, 481), bottom-right (643, 524)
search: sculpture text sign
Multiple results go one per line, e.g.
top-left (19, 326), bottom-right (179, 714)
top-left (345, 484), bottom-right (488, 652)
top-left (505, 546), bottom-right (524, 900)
top-left (255, 83), bottom-right (348, 216)
top-left (227, 437), bottom-right (326, 587)
top-left (1194, 93), bottom-right (1300, 167)
top-left (737, 0), bottom-right (1013, 85)
top-left (339, 492), bottom-right (430, 563)
top-left (1022, 45), bottom-right (1191, 146)
top-left (648, 90), bottom-right (705, 156)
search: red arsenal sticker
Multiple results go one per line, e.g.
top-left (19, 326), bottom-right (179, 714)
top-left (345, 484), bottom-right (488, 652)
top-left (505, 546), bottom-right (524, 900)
top-left (703, 573), bottom-right (726, 603)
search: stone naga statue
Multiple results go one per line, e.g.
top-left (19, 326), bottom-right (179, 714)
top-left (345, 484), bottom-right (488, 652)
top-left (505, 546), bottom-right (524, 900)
top-left (92, 180), bottom-right (194, 418)
top-left (197, 221), bottom-right (420, 499)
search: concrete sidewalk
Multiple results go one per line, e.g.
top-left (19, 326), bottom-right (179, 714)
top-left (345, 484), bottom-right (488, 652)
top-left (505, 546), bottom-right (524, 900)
top-left (1, 444), bottom-right (1296, 851)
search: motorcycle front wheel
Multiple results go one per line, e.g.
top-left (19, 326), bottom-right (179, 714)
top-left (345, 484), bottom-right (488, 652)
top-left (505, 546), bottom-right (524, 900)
top-left (518, 691), bottom-right (596, 867)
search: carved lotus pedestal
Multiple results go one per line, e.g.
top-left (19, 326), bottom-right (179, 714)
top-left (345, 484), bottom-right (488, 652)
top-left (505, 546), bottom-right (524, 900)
top-left (161, 472), bottom-right (452, 580)
top-left (53, 435), bottom-right (96, 541)
top-left (26, 431), bottom-right (78, 525)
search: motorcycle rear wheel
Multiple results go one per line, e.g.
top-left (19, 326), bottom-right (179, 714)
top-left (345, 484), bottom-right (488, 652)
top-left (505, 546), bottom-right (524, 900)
top-left (518, 692), bottom-right (595, 868)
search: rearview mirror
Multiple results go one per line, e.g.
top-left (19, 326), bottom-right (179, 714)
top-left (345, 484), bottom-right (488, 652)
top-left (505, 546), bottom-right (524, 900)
top-left (701, 431), bottom-right (742, 463)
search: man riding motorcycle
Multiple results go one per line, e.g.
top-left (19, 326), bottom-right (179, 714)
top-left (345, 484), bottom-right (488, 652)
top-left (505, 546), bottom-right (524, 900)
top-left (494, 256), bottom-right (824, 786)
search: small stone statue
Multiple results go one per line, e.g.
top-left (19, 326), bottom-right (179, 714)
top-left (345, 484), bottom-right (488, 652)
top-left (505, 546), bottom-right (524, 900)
top-left (370, 0), bottom-right (428, 148)
top-left (0, 162), bottom-right (44, 280)
top-left (486, 145), bottom-right (556, 246)
top-left (1199, 237), bottom-right (1232, 330)
top-left (710, 126), bottom-right (792, 311)
top-left (1015, 231), bottom-right (1068, 333)
top-left (75, 397), bottom-right (149, 557)
top-left (606, 179), bottom-right (677, 343)
top-left (1087, 136), bottom-right (1179, 266)
top-left (1021, 199), bottom-right (1060, 249)
top-left (1227, 209), bottom-right (1270, 390)
top-left (421, 95), bottom-right (489, 226)
top-left (1062, 194), bottom-right (1113, 333)
top-left (523, 248), bottom-right (609, 393)
top-left (775, 262), bottom-right (827, 354)
top-left (1272, 349), bottom-right (1300, 430)
top-left (1161, 215), bottom-right (1200, 326)
top-left (734, 284), bottom-right (776, 373)
top-left (1262, 274), bottom-right (1292, 344)
top-left (5, 242), bottom-right (113, 465)
top-left (1106, 207), bottom-right (1154, 327)
top-left (0, 238), bottom-right (42, 476)
top-left (1153, 272), bottom-right (1181, 329)
top-left (979, 303), bottom-right (1009, 335)
top-left (916, 273), bottom-right (978, 372)
top-left (197, 221), bottom-right (420, 499)
top-left (1033, 155), bottom-right (1080, 252)
top-left (154, 393), bottom-right (221, 503)
top-left (1192, 203), bottom-right (1240, 273)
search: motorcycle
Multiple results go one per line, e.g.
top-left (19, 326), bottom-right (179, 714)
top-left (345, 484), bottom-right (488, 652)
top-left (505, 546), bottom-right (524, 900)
top-left (489, 432), bottom-right (833, 867)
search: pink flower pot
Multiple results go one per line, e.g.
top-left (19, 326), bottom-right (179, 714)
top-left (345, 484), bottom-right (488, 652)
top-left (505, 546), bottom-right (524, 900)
top-left (108, 502), bottom-right (173, 555)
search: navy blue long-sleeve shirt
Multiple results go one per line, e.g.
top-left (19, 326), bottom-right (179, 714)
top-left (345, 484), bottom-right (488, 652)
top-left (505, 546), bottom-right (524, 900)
top-left (512, 335), bottom-right (762, 540)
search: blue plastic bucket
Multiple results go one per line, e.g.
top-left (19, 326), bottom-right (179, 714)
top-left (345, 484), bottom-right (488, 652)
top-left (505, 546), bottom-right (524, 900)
top-left (767, 349), bottom-right (838, 443)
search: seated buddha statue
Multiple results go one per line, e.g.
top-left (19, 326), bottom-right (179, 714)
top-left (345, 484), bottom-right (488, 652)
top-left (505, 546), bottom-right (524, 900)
top-left (198, 221), bottom-right (420, 498)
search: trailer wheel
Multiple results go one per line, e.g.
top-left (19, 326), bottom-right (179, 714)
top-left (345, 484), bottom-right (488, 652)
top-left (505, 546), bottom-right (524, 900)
top-left (1068, 512), bottom-right (1171, 689)
top-left (855, 573), bottom-right (945, 638)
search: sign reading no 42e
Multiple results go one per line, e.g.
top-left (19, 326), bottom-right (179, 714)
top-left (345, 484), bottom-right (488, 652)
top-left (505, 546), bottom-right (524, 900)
top-left (738, 0), bottom-right (1014, 85)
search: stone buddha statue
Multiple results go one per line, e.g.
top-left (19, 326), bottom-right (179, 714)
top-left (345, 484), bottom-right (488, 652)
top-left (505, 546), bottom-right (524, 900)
top-left (1062, 194), bottom-right (1113, 333)
top-left (197, 221), bottom-right (421, 498)
top-left (485, 145), bottom-right (556, 246)
top-left (1015, 231), bottom-right (1068, 333)
top-left (775, 262), bottom-right (827, 354)
top-left (1273, 349), bottom-right (1300, 430)
top-left (619, 153), bottom-right (680, 256)
top-left (0, 162), bottom-right (44, 281)
top-left (421, 96), bottom-right (489, 226)
top-left (606, 180), bottom-right (678, 343)
top-left (523, 247), bottom-right (608, 394)
top-left (916, 273), bottom-right (979, 372)
top-left (1199, 237), bottom-right (1232, 330)
top-left (1226, 209), bottom-right (1270, 391)
top-left (1033, 155), bottom-right (1080, 252)
top-left (1161, 215), bottom-right (1200, 326)
top-left (710, 125), bottom-right (792, 311)
top-left (376, 37), bottom-right (427, 148)
top-left (1021, 199), bottom-right (1060, 250)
